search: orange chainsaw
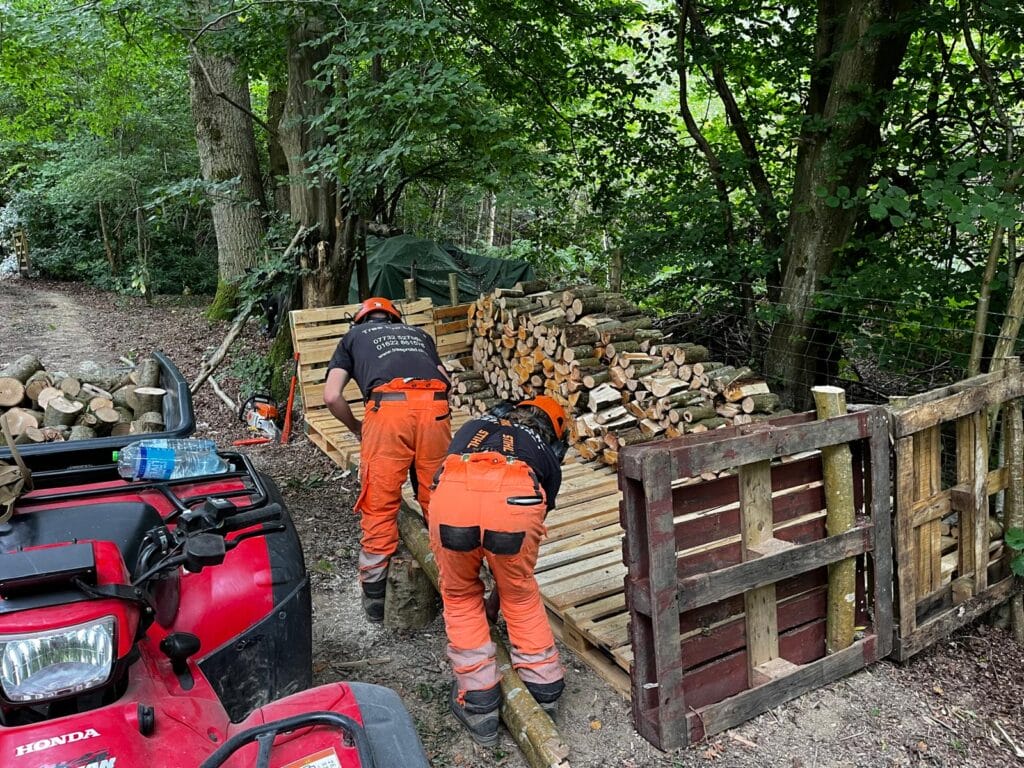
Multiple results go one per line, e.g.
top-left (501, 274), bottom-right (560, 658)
top-left (236, 393), bottom-right (282, 444)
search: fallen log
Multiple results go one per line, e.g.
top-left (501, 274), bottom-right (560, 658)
top-left (396, 508), bottom-right (570, 768)
top-left (0, 354), bottom-right (42, 383)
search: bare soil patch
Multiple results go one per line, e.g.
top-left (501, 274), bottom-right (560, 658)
top-left (2, 277), bottom-right (1024, 767)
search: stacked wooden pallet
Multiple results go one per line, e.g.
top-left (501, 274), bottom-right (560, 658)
top-left (455, 283), bottom-right (787, 467)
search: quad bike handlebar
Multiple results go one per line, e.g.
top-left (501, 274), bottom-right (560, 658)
top-left (133, 501), bottom-right (284, 587)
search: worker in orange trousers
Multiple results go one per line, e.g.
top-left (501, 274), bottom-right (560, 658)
top-left (428, 395), bottom-right (569, 746)
top-left (324, 297), bottom-right (451, 622)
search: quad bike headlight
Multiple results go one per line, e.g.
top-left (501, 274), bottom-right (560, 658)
top-left (0, 617), bottom-right (115, 702)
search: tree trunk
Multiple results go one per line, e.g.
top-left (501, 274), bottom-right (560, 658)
top-left (267, 85), bottom-right (292, 216)
top-left (764, 0), bottom-right (919, 409)
top-left (187, 9), bottom-right (267, 317)
top-left (279, 23), bottom-right (352, 309)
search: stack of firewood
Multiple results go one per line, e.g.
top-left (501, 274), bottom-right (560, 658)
top-left (0, 354), bottom-right (168, 444)
top-left (449, 282), bottom-right (788, 468)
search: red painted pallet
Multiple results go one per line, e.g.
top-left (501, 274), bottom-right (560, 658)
top-left (619, 409), bottom-right (893, 749)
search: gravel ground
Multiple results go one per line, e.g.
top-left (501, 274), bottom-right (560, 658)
top-left (2, 276), bottom-right (1024, 767)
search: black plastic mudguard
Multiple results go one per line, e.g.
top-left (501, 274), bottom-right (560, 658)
top-left (348, 682), bottom-right (431, 768)
top-left (198, 475), bottom-right (313, 722)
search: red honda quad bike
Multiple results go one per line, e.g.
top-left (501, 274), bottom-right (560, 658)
top-left (0, 450), bottom-right (430, 768)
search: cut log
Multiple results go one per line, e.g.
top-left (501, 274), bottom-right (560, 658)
top-left (59, 377), bottom-right (82, 398)
top-left (25, 371), bottom-right (54, 402)
top-left (88, 396), bottom-right (114, 413)
top-left (745, 392), bottom-right (782, 413)
top-left (76, 360), bottom-right (129, 393)
top-left (0, 354), bottom-right (42, 383)
top-left (0, 377), bottom-right (25, 408)
top-left (78, 382), bottom-right (114, 403)
top-left (587, 384), bottom-right (621, 413)
top-left (35, 386), bottom-right (63, 410)
top-left (132, 387), bottom-right (166, 416)
top-left (44, 397), bottom-right (84, 427)
top-left (384, 548), bottom-right (440, 630)
top-left (112, 385), bottom-right (137, 411)
top-left (135, 357), bottom-right (161, 388)
top-left (75, 412), bottom-right (98, 430)
top-left (724, 378), bottom-right (771, 403)
top-left (111, 423), bottom-right (132, 437)
top-left (69, 425), bottom-right (97, 441)
top-left (0, 408), bottom-right (38, 438)
top-left (92, 407), bottom-right (121, 436)
top-left (15, 426), bottom-right (46, 445)
top-left (138, 411), bottom-right (165, 432)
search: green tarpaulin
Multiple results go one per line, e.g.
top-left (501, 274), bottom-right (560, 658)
top-left (348, 235), bottom-right (535, 305)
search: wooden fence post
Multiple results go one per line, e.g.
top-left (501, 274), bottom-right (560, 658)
top-left (403, 278), bottom-right (418, 302)
top-left (813, 386), bottom-right (856, 653)
top-left (448, 272), bottom-right (459, 306)
top-left (1003, 358), bottom-right (1024, 643)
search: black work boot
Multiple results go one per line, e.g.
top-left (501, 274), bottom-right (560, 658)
top-left (450, 681), bottom-right (500, 747)
top-left (525, 679), bottom-right (564, 717)
top-left (360, 580), bottom-right (385, 623)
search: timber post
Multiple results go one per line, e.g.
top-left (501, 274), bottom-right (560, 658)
top-left (813, 385), bottom-right (856, 653)
top-left (448, 272), bottom-right (459, 306)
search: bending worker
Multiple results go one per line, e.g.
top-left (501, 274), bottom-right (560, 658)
top-left (324, 297), bottom-right (451, 622)
top-left (428, 396), bottom-right (569, 746)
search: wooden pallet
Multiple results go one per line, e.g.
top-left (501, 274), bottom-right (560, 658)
top-left (888, 363), bottom-right (1024, 661)
top-left (619, 409), bottom-right (893, 750)
top-left (12, 229), bottom-right (30, 277)
top-left (289, 298), bottom-right (473, 465)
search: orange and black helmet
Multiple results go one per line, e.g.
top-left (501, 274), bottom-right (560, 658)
top-left (353, 297), bottom-right (402, 324)
top-left (518, 395), bottom-right (568, 440)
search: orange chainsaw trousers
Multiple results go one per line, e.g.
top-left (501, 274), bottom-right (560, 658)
top-left (429, 451), bottom-right (562, 693)
top-left (355, 378), bottom-right (450, 585)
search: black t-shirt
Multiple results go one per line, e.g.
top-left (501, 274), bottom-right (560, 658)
top-left (328, 321), bottom-right (447, 397)
top-left (448, 414), bottom-right (562, 511)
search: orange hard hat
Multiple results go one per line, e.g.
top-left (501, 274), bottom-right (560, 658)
top-left (353, 297), bottom-right (402, 324)
top-left (518, 395), bottom-right (568, 440)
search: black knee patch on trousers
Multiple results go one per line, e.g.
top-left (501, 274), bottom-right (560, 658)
top-left (440, 524), bottom-right (481, 552)
top-left (482, 529), bottom-right (525, 555)
top-left (524, 678), bottom-right (564, 704)
top-left (362, 580), bottom-right (386, 599)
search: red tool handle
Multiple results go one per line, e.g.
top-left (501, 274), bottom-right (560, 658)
top-left (281, 351), bottom-right (300, 444)
top-left (232, 437), bottom-right (272, 446)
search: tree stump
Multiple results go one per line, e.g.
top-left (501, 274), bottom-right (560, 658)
top-left (384, 548), bottom-right (440, 630)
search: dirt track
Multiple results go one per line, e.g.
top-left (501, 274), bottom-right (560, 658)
top-left (3, 276), bottom-right (1024, 768)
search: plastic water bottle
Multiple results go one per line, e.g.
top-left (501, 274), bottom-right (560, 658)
top-left (114, 439), bottom-right (229, 481)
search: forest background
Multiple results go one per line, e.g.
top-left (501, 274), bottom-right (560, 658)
top-left (2, 0), bottom-right (1024, 408)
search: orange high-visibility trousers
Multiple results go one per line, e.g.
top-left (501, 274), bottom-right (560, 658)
top-left (355, 379), bottom-right (450, 584)
top-left (428, 452), bottom-right (562, 693)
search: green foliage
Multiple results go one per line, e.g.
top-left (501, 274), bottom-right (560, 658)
top-left (228, 351), bottom-right (274, 394)
top-left (1005, 528), bottom-right (1024, 577)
